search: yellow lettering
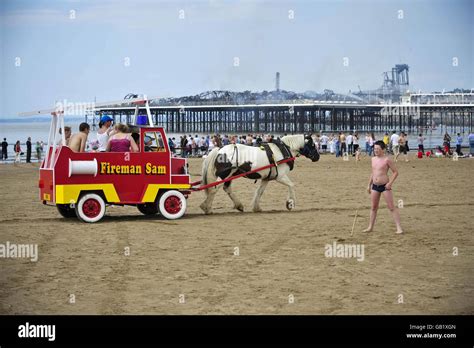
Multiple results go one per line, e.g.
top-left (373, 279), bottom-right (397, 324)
top-left (99, 163), bottom-right (142, 175)
top-left (101, 162), bottom-right (108, 174)
top-left (144, 163), bottom-right (166, 175)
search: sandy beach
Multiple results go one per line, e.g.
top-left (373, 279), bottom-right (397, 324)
top-left (0, 154), bottom-right (473, 314)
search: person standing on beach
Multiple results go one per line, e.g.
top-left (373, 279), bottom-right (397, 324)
top-left (365, 132), bottom-right (370, 155)
top-left (383, 132), bottom-right (390, 152)
top-left (69, 123), bottom-right (90, 152)
top-left (1, 138), bottom-right (8, 161)
top-left (335, 134), bottom-right (341, 157)
top-left (395, 132), bottom-right (409, 162)
top-left (390, 131), bottom-right (400, 157)
top-left (353, 132), bottom-right (360, 156)
top-left (443, 132), bottom-right (451, 149)
top-left (418, 133), bottom-right (426, 154)
top-left (340, 132), bottom-right (346, 155)
top-left (26, 137), bottom-right (32, 163)
top-left (320, 133), bottom-right (329, 153)
top-left (36, 141), bottom-right (43, 161)
top-left (364, 140), bottom-right (403, 234)
top-left (369, 132), bottom-right (376, 156)
top-left (347, 132), bottom-right (353, 155)
top-left (455, 133), bottom-right (463, 156)
top-left (14, 140), bottom-right (22, 163)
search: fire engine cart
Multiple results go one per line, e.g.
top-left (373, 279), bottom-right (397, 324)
top-left (20, 96), bottom-right (190, 223)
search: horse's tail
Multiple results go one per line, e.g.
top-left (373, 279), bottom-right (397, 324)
top-left (201, 147), bottom-right (220, 195)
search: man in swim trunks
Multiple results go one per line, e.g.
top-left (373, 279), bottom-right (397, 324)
top-left (395, 132), bottom-right (409, 162)
top-left (364, 140), bottom-right (403, 234)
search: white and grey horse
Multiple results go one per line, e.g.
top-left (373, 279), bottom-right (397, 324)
top-left (200, 134), bottom-right (320, 214)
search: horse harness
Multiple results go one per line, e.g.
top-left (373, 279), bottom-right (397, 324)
top-left (259, 139), bottom-right (294, 180)
top-left (227, 140), bottom-right (294, 181)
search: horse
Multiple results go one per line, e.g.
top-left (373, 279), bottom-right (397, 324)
top-left (200, 134), bottom-right (320, 214)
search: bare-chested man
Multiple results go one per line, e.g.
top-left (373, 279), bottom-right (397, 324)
top-left (69, 123), bottom-right (90, 152)
top-left (364, 140), bottom-right (403, 234)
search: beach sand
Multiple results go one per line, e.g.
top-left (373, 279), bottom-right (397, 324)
top-left (0, 154), bottom-right (473, 314)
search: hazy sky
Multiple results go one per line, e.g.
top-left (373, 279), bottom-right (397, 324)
top-left (1, 0), bottom-right (473, 117)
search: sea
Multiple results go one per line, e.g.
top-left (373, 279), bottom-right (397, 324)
top-left (0, 118), bottom-right (470, 160)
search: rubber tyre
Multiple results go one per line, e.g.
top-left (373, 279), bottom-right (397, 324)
top-left (75, 193), bottom-right (106, 223)
top-left (158, 190), bottom-right (187, 220)
top-left (137, 202), bottom-right (159, 215)
top-left (57, 204), bottom-right (77, 218)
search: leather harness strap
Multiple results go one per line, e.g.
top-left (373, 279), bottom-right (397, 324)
top-left (260, 143), bottom-right (276, 180)
top-left (259, 139), bottom-right (294, 180)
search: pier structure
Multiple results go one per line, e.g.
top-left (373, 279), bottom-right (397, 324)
top-left (88, 93), bottom-right (474, 135)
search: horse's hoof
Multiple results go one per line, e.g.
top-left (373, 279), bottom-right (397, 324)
top-left (235, 204), bottom-right (244, 212)
top-left (252, 207), bottom-right (262, 213)
top-left (200, 203), bottom-right (212, 214)
top-left (286, 199), bottom-right (295, 211)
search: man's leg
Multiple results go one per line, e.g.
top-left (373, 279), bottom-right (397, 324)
top-left (382, 190), bottom-right (403, 234)
top-left (394, 146), bottom-right (400, 161)
top-left (364, 189), bottom-right (381, 232)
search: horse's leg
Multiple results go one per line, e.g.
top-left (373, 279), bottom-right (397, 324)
top-left (276, 175), bottom-right (296, 210)
top-left (223, 181), bottom-right (244, 212)
top-left (200, 187), bottom-right (218, 214)
top-left (251, 179), bottom-right (269, 212)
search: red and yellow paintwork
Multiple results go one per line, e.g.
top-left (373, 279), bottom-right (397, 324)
top-left (39, 127), bottom-right (190, 205)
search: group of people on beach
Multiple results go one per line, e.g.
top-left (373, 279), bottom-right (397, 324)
top-left (176, 129), bottom-right (474, 161)
top-left (1, 137), bottom-right (45, 164)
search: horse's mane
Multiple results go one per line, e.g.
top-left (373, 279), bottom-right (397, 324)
top-left (281, 134), bottom-right (304, 151)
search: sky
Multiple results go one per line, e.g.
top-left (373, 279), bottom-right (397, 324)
top-left (0, 0), bottom-right (473, 117)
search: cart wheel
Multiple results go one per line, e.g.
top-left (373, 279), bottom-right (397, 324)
top-left (75, 193), bottom-right (106, 223)
top-left (158, 190), bottom-right (186, 220)
top-left (137, 202), bottom-right (159, 215)
top-left (57, 204), bottom-right (77, 218)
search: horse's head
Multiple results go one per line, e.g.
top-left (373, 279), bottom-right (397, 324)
top-left (299, 134), bottom-right (320, 162)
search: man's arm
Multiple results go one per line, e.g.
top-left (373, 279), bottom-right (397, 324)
top-left (367, 174), bottom-right (373, 194)
top-left (367, 160), bottom-right (373, 193)
top-left (386, 158), bottom-right (398, 190)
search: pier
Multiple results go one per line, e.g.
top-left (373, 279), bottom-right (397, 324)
top-left (88, 93), bottom-right (474, 135)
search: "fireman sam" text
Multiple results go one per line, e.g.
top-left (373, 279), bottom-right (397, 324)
top-left (100, 162), bottom-right (166, 175)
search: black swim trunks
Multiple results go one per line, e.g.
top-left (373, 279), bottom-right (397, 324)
top-left (372, 183), bottom-right (388, 192)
